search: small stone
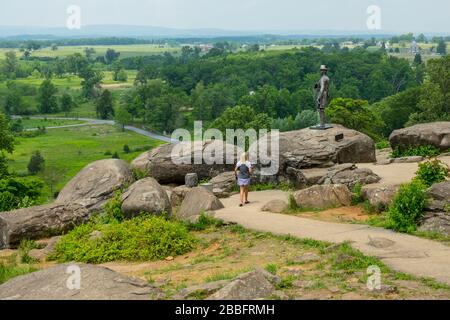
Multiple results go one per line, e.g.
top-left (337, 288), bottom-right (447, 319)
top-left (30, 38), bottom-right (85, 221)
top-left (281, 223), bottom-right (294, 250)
top-left (185, 173), bottom-right (199, 188)
top-left (165, 256), bottom-right (174, 261)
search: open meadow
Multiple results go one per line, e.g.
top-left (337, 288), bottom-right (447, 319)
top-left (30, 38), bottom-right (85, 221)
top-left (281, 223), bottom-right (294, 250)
top-left (7, 125), bottom-right (163, 202)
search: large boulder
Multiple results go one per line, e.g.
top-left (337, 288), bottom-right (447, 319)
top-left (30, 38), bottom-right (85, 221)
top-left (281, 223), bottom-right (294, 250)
top-left (56, 159), bottom-right (134, 211)
top-left (418, 181), bottom-right (450, 236)
top-left (177, 187), bottom-right (224, 222)
top-left (279, 125), bottom-right (376, 172)
top-left (294, 184), bottom-right (352, 209)
top-left (262, 200), bottom-right (288, 213)
top-left (210, 172), bottom-right (236, 192)
top-left (0, 263), bottom-right (163, 300)
top-left (361, 184), bottom-right (400, 211)
top-left (121, 177), bottom-right (171, 218)
top-left (317, 164), bottom-right (381, 189)
top-left (131, 141), bottom-right (236, 184)
top-left (389, 122), bottom-right (450, 151)
top-left (0, 203), bottom-right (89, 249)
top-left (170, 185), bottom-right (191, 207)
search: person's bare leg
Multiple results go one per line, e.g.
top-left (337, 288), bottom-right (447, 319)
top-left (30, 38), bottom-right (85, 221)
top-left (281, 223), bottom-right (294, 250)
top-left (245, 186), bottom-right (249, 203)
top-left (240, 186), bottom-right (245, 206)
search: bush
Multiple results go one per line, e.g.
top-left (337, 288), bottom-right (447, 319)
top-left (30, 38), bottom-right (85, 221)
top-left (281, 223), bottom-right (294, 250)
top-left (386, 180), bottom-right (428, 233)
top-left (351, 183), bottom-right (364, 205)
top-left (186, 212), bottom-right (224, 231)
top-left (123, 144), bottom-right (130, 154)
top-left (415, 159), bottom-right (449, 187)
top-left (27, 151), bottom-right (45, 174)
top-left (111, 151), bottom-right (120, 159)
top-left (391, 145), bottom-right (441, 158)
top-left (50, 215), bottom-right (197, 264)
top-left (0, 176), bottom-right (43, 211)
top-left (0, 262), bottom-right (37, 285)
top-left (375, 140), bottom-right (390, 150)
top-left (102, 191), bottom-right (125, 223)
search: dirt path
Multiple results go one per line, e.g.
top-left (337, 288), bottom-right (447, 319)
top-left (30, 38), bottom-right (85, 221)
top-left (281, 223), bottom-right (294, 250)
top-left (215, 190), bottom-right (450, 285)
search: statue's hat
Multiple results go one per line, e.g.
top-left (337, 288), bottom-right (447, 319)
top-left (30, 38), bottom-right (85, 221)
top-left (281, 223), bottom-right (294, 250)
top-left (320, 65), bottom-right (328, 71)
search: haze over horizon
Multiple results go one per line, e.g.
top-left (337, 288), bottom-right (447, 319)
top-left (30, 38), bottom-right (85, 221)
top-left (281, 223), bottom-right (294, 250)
top-left (0, 0), bottom-right (449, 35)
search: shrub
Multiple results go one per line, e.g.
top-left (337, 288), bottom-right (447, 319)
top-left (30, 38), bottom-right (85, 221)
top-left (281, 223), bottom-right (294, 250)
top-left (415, 159), bottom-right (449, 187)
top-left (111, 151), bottom-right (120, 159)
top-left (123, 144), bottom-right (131, 154)
top-left (376, 140), bottom-right (391, 150)
top-left (104, 150), bottom-right (112, 156)
top-left (102, 191), bottom-right (125, 223)
top-left (0, 176), bottom-right (43, 211)
top-left (351, 183), bottom-right (364, 205)
top-left (186, 212), bottom-right (224, 231)
top-left (27, 151), bottom-right (45, 174)
top-left (391, 145), bottom-right (441, 158)
top-left (0, 262), bottom-right (37, 285)
top-left (50, 215), bottom-right (197, 264)
top-left (386, 180), bottom-right (428, 233)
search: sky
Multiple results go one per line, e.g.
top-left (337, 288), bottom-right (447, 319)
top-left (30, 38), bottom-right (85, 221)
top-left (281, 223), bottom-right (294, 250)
top-left (0, 0), bottom-right (449, 34)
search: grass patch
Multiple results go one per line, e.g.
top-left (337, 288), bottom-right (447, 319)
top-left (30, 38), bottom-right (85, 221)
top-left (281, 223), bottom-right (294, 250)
top-left (0, 262), bottom-right (37, 285)
top-left (7, 125), bottom-right (163, 202)
top-left (264, 263), bottom-right (279, 275)
top-left (50, 214), bottom-right (197, 264)
top-left (331, 242), bottom-right (388, 274)
top-left (390, 145), bottom-right (441, 158)
top-left (186, 213), bottom-right (224, 231)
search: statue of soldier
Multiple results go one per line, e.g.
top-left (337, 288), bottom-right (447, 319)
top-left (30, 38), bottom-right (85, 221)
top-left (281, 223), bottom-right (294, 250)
top-left (311, 65), bottom-right (332, 130)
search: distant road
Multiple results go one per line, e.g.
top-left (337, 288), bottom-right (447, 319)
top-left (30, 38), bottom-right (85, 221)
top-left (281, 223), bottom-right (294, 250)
top-left (12, 116), bottom-right (176, 144)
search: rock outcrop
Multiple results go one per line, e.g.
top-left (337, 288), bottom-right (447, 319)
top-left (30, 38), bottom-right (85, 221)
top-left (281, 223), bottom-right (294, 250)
top-left (121, 177), bottom-right (171, 218)
top-left (361, 184), bottom-right (400, 211)
top-left (0, 263), bottom-right (163, 300)
top-left (131, 125), bottom-right (376, 185)
top-left (389, 122), bottom-right (450, 151)
top-left (0, 203), bottom-right (89, 249)
top-left (418, 181), bottom-right (450, 236)
top-left (294, 184), bottom-right (352, 209)
top-left (131, 141), bottom-right (236, 184)
top-left (177, 187), bottom-right (224, 222)
top-left (317, 164), bottom-right (381, 189)
top-left (207, 269), bottom-right (279, 300)
top-left (57, 159), bottom-right (134, 211)
top-left (278, 125), bottom-right (376, 172)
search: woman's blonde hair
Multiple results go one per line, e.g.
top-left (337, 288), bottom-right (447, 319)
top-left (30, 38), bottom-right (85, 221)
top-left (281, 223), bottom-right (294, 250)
top-left (240, 152), bottom-right (249, 163)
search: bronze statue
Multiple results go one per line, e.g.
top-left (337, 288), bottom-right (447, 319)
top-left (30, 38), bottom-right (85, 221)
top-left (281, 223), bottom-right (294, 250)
top-left (311, 65), bottom-right (333, 130)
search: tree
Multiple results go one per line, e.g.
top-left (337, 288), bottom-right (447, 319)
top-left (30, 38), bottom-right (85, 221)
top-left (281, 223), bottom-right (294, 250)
top-left (39, 166), bottom-right (65, 198)
top-left (38, 79), bottom-right (58, 114)
top-left (79, 65), bottom-right (103, 99)
top-left (413, 53), bottom-right (423, 65)
top-left (104, 49), bottom-right (120, 64)
top-left (0, 113), bottom-right (15, 178)
top-left (210, 105), bottom-right (271, 134)
top-left (123, 145), bottom-right (131, 154)
top-left (84, 47), bottom-right (96, 60)
top-left (3, 51), bottom-right (17, 76)
top-left (326, 98), bottom-right (383, 140)
top-left (28, 151), bottom-right (45, 175)
top-left (96, 90), bottom-right (115, 119)
top-left (60, 93), bottom-right (76, 116)
top-left (437, 39), bottom-right (447, 55)
top-left (115, 107), bottom-right (132, 131)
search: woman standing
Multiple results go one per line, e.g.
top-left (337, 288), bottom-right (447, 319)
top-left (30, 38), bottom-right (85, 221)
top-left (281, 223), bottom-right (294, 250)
top-left (235, 152), bottom-right (253, 207)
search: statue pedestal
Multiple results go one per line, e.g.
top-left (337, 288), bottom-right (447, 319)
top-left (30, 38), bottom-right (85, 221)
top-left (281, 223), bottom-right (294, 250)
top-left (309, 124), bottom-right (334, 131)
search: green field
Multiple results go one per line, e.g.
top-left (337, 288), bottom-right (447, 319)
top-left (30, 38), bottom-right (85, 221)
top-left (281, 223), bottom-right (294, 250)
top-left (0, 44), bottom-right (180, 60)
top-left (17, 118), bottom-right (86, 129)
top-left (7, 125), bottom-right (163, 202)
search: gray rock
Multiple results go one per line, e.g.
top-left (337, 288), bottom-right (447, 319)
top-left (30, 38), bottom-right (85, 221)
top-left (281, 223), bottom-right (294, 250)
top-left (367, 237), bottom-right (396, 249)
top-left (185, 173), bottom-right (199, 188)
top-left (121, 177), bottom-right (171, 218)
top-left (56, 159), bottom-right (134, 211)
top-left (362, 184), bottom-right (400, 211)
top-left (261, 200), bottom-right (288, 213)
top-left (391, 156), bottom-right (424, 164)
top-left (389, 122), bottom-right (450, 152)
top-left (170, 185), bottom-right (191, 207)
top-left (418, 181), bottom-right (450, 236)
top-left (318, 164), bottom-right (381, 189)
top-left (207, 269), bottom-right (275, 300)
top-left (177, 187), bottom-right (224, 222)
top-left (173, 280), bottom-right (230, 300)
top-left (0, 203), bottom-right (89, 249)
top-left (210, 172), bottom-right (236, 192)
top-left (0, 263), bottom-right (163, 300)
top-left (130, 141), bottom-right (236, 184)
top-left (294, 184), bottom-right (352, 209)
